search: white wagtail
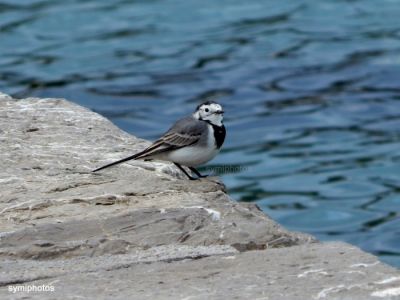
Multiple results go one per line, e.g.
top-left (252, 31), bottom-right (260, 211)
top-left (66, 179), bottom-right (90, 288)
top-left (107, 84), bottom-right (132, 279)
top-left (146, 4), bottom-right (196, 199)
top-left (93, 101), bottom-right (226, 180)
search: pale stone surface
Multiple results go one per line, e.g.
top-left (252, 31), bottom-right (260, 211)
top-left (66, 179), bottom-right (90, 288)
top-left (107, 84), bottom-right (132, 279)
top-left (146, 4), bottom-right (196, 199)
top-left (3, 242), bottom-right (400, 300)
top-left (0, 93), bottom-right (399, 299)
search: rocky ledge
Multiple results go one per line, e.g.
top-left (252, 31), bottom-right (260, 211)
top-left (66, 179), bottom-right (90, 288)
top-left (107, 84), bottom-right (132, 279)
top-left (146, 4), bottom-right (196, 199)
top-left (0, 92), bottom-right (399, 300)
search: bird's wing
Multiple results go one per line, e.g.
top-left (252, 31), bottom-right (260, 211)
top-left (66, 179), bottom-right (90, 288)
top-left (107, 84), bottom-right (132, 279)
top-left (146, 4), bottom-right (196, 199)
top-left (135, 117), bottom-right (205, 158)
top-left (92, 116), bottom-right (206, 172)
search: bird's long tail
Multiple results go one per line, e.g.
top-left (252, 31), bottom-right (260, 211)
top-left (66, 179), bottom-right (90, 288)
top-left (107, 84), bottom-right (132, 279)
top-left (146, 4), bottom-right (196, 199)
top-left (92, 150), bottom-right (147, 172)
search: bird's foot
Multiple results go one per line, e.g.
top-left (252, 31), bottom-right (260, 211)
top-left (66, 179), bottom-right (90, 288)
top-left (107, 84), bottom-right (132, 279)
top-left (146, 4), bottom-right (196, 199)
top-left (189, 167), bottom-right (209, 179)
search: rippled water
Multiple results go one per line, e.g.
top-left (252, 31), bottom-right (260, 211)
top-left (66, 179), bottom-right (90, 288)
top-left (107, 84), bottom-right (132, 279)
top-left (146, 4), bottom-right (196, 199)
top-left (1, 0), bottom-right (400, 267)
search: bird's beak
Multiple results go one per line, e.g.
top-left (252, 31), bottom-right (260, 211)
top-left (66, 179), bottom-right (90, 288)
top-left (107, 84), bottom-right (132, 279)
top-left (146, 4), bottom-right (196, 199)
top-left (215, 110), bottom-right (224, 115)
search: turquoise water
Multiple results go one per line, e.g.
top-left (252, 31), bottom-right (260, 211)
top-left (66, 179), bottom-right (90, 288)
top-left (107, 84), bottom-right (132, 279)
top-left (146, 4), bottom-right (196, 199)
top-left (1, 0), bottom-right (400, 267)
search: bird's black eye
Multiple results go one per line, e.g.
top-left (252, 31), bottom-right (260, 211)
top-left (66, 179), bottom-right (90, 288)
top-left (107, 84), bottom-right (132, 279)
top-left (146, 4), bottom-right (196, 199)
top-left (205, 108), bottom-right (209, 112)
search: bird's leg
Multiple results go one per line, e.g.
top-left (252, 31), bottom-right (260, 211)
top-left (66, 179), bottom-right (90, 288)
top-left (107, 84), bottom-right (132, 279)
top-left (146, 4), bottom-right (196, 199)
top-left (189, 167), bottom-right (209, 178)
top-left (174, 163), bottom-right (197, 180)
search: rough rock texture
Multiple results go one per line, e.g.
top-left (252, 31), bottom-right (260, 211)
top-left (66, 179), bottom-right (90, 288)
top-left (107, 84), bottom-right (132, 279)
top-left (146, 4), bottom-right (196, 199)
top-left (1, 92), bottom-right (399, 299)
top-left (2, 243), bottom-right (400, 300)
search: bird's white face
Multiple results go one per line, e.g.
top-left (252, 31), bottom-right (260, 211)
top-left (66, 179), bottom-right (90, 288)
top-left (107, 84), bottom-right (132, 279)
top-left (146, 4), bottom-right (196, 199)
top-left (193, 102), bottom-right (224, 126)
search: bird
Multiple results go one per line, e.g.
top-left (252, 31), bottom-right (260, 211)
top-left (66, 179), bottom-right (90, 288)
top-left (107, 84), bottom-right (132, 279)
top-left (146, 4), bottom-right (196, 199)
top-left (92, 101), bottom-right (226, 180)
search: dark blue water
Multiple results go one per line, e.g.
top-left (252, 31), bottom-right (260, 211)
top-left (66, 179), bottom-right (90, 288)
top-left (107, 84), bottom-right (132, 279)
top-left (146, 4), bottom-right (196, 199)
top-left (1, 0), bottom-right (400, 267)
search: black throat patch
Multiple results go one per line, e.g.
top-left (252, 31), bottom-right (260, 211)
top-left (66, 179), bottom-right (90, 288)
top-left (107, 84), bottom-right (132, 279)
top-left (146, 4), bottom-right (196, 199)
top-left (208, 122), bottom-right (226, 149)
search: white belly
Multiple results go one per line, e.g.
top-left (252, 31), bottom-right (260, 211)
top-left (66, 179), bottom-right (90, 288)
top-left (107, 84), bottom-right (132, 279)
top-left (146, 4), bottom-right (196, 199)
top-left (165, 145), bottom-right (220, 166)
top-left (154, 124), bottom-right (220, 166)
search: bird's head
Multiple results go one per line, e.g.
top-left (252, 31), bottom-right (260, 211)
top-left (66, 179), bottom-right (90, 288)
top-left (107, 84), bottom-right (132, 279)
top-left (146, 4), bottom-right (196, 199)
top-left (193, 101), bottom-right (224, 126)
